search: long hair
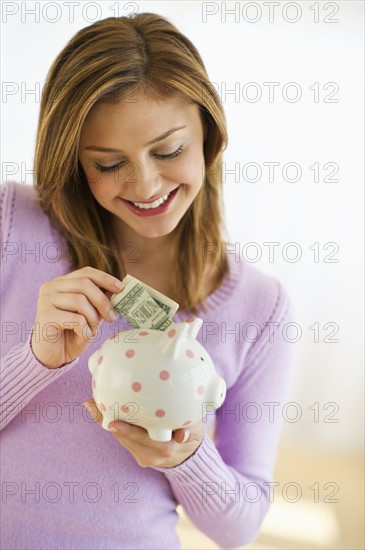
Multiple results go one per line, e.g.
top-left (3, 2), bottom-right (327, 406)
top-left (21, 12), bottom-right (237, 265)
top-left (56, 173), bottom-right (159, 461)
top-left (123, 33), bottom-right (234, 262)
top-left (34, 13), bottom-right (229, 314)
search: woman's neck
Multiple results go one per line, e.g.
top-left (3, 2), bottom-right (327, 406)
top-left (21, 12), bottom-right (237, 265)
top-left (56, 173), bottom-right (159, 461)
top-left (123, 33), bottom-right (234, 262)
top-left (111, 218), bottom-right (179, 292)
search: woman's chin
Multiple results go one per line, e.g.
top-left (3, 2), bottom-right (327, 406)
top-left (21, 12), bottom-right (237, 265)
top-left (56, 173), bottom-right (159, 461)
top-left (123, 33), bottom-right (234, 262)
top-left (132, 222), bottom-right (180, 240)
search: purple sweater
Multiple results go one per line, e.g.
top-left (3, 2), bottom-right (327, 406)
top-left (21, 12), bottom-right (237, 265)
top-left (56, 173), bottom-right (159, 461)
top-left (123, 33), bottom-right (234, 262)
top-left (0, 182), bottom-right (295, 550)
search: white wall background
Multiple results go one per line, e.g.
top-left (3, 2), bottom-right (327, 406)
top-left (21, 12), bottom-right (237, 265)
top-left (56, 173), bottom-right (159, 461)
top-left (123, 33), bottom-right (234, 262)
top-left (1, 1), bottom-right (364, 452)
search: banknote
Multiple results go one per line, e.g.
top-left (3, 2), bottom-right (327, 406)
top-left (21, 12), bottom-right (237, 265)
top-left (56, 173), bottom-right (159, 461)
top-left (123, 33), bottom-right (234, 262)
top-left (110, 275), bottom-right (179, 331)
top-left (122, 275), bottom-right (179, 318)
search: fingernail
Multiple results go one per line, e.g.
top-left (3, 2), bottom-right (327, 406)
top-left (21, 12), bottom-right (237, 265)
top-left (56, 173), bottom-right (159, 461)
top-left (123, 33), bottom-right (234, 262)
top-left (182, 430), bottom-right (190, 443)
top-left (107, 424), bottom-right (118, 433)
top-left (114, 280), bottom-right (124, 289)
top-left (109, 309), bottom-right (118, 321)
top-left (83, 402), bottom-right (92, 410)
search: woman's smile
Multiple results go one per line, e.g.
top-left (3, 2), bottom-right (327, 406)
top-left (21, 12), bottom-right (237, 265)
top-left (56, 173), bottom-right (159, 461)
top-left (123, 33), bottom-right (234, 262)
top-left (118, 186), bottom-right (180, 217)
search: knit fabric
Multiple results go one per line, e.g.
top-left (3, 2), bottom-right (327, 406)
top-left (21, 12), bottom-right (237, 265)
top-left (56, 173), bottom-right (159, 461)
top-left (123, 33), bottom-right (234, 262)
top-left (0, 182), bottom-right (295, 549)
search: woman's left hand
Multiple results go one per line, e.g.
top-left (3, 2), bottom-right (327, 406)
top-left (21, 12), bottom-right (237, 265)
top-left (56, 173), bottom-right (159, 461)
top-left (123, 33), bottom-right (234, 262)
top-left (84, 399), bottom-right (205, 468)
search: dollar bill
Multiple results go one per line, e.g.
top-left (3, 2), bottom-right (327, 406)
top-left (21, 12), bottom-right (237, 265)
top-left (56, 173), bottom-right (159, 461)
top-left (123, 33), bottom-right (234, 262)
top-left (123, 275), bottom-right (179, 318)
top-left (110, 275), bottom-right (179, 331)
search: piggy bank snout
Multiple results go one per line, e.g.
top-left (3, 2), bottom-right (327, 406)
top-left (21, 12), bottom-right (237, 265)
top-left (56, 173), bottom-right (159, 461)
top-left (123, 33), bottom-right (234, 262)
top-left (206, 377), bottom-right (226, 408)
top-left (216, 378), bottom-right (227, 406)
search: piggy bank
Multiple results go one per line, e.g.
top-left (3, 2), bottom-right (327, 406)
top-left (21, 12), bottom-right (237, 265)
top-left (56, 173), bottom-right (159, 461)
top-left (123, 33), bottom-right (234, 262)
top-left (88, 317), bottom-right (226, 441)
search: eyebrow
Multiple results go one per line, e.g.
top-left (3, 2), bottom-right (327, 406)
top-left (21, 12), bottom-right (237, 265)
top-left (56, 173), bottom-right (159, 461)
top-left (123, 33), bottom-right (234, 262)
top-left (84, 125), bottom-right (186, 152)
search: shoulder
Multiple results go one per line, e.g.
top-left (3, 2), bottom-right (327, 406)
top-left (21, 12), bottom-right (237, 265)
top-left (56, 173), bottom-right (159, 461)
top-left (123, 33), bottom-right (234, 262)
top-left (1, 181), bottom-right (62, 245)
top-left (2, 181), bottom-right (47, 238)
top-left (209, 254), bottom-right (294, 325)
top-left (1, 181), bottom-right (73, 279)
top-left (200, 255), bottom-right (295, 387)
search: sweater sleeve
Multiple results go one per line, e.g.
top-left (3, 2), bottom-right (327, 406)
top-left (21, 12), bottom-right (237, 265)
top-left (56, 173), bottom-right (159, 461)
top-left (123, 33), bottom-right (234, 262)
top-left (152, 284), bottom-right (295, 549)
top-left (0, 334), bottom-right (79, 431)
top-left (0, 182), bottom-right (80, 430)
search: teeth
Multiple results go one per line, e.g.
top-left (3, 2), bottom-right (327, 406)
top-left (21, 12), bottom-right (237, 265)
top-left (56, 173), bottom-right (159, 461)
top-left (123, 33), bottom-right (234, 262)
top-left (131, 191), bottom-right (172, 210)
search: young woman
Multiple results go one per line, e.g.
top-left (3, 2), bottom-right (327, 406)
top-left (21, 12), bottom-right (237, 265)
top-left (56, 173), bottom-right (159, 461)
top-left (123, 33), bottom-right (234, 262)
top-left (0, 13), bottom-right (295, 549)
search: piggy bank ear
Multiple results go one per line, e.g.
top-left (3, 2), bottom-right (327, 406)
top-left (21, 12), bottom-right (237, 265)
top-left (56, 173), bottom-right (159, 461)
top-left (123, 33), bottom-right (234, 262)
top-left (160, 318), bottom-right (204, 359)
top-left (183, 317), bottom-right (203, 340)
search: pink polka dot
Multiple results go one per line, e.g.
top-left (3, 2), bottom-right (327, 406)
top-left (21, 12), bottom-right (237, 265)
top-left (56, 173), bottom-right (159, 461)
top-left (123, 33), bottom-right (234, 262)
top-left (125, 349), bottom-right (135, 358)
top-left (159, 370), bottom-right (170, 380)
top-left (155, 409), bottom-right (165, 417)
top-left (120, 405), bottom-right (130, 413)
top-left (197, 385), bottom-right (205, 395)
top-left (92, 379), bottom-right (96, 390)
top-left (183, 420), bottom-right (192, 426)
top-left (98, 355), bottom-right (103, 365)
top-left (100, 402), bottom-right (107, 411)
top-left (185, 349), bottom-right (194, 358)
top-left (138, 331), bottom-right (149, 336)
top-left (168, 329), bottom-right (176, 338)
top-left (132, 382), bottom-right (141, 392)
top-left (185, 317), bottom-right (195, 323)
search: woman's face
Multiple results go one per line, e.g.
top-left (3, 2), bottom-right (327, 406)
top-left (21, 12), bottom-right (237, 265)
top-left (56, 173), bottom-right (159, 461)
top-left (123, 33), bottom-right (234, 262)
top-left (78, 91), bottom-right (205, 240)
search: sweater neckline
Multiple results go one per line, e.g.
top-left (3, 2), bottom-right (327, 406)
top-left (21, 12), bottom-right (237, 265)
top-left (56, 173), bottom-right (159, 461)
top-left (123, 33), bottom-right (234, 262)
top-left (174, 255), bottom-right (243, 318)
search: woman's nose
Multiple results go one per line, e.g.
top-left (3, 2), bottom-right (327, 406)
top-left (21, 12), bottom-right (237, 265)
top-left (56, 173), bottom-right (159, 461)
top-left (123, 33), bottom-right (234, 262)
top-left (127, 158), bottom-right (162, 201)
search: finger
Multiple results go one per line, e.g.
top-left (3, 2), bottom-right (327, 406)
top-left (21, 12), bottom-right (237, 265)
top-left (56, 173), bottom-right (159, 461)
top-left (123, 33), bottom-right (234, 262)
top-left (48, 293), bottom-right (101, 326)
top-left (106, 422), bottom-right (154, 456)
top-left (174, 420), bottom-right (205, 444)
top-left (107, 422), bottom-right (175, 454)
top-left (107, 432), bottom-right (155, 467)
top-left (84, 399), bottom-right (103, 425)
top-left (60, 266), bottom-right (125, 293)
top-left (48, 278), bottom-right (120, 323)
top-left (41, 306), bottom-right (94, 340)
top-left (106, 424), bottom-right (171, 466)
top-left (107, 420), bottom-right (150, 442)
top-left (173, 428), bottom-right (191, 444)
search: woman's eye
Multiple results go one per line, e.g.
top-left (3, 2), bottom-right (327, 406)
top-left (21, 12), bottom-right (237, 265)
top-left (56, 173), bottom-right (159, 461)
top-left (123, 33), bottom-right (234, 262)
top-left (95, 161), bottom-right (125, 173)
top-left (95, 145), bottom-right (184, 173)
top-left (155, 145), bottom-right (184, 160)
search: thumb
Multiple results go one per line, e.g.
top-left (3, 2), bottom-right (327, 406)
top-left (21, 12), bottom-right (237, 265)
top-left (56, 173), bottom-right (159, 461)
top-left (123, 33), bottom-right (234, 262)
top-left (83, 399), bottom-right (103, 425)
top-left (173, 427), bottom-right (191, 444)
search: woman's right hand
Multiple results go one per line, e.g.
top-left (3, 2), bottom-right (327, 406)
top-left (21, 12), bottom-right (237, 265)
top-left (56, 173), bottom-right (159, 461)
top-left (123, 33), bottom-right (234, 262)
top-left (31, 267), bottom-right (124, 369)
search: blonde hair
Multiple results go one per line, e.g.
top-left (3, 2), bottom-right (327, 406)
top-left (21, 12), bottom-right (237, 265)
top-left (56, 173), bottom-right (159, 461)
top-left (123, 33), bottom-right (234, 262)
top-left (34, 13), bottom-right (229, 313)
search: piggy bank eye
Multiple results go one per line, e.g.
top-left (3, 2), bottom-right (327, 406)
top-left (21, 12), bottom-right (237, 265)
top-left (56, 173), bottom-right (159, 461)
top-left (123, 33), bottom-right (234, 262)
top-left (200, 356), bottom-right (204, 361)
